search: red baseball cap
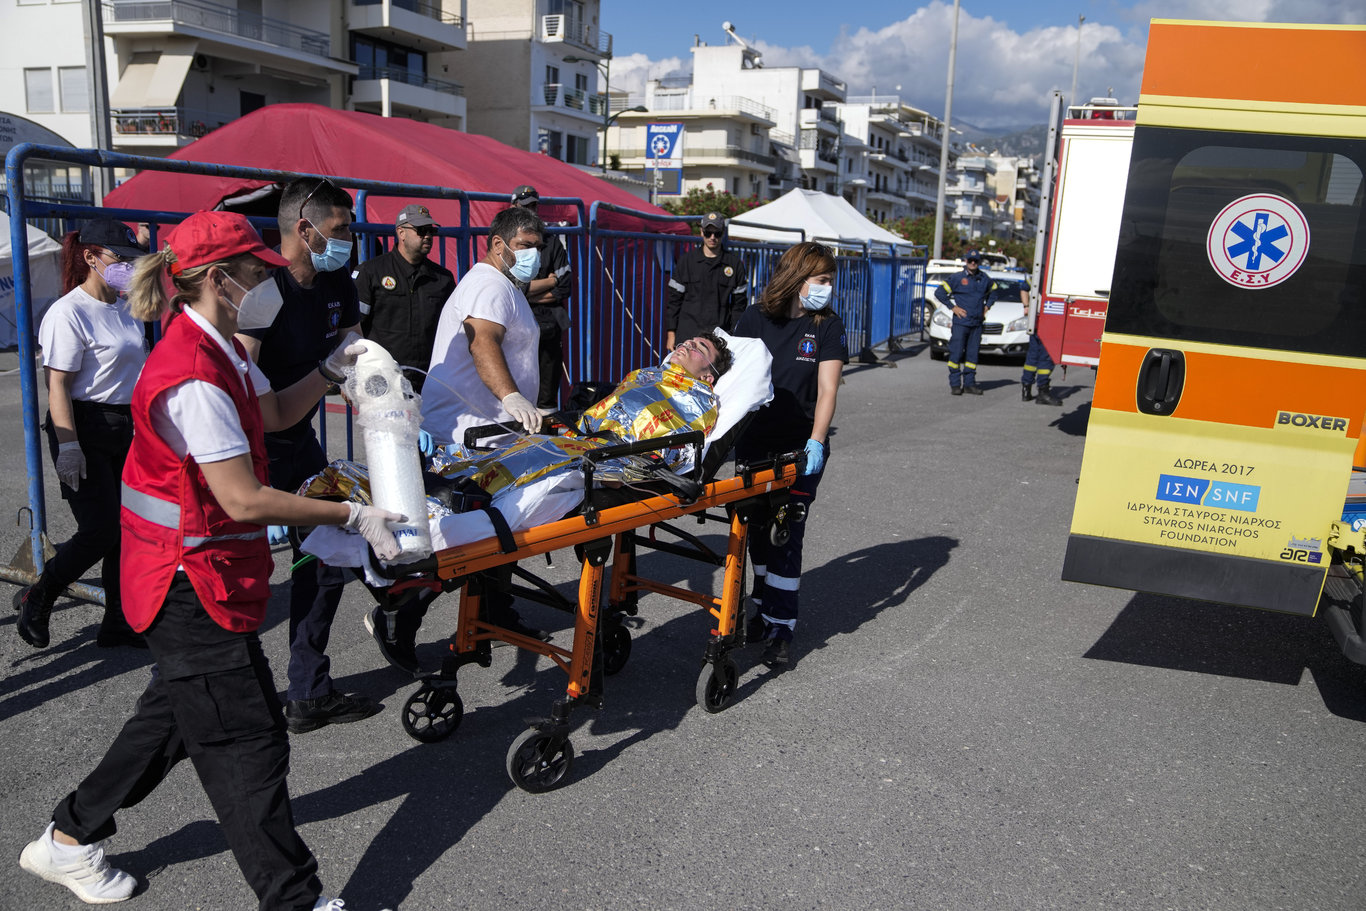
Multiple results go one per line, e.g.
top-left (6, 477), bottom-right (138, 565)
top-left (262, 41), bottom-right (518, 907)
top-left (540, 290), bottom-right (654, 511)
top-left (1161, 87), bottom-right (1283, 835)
top-left (163, 210), bottom-right (289, 275)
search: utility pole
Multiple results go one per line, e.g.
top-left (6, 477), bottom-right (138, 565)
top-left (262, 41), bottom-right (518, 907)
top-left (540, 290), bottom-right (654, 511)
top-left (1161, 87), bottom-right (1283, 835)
top-left (932, 0), bottom-right (960, 259)
top-left (1070, 15), bottom-right (1086, 109)
top-left (82, 0), bottom-right (113, 202)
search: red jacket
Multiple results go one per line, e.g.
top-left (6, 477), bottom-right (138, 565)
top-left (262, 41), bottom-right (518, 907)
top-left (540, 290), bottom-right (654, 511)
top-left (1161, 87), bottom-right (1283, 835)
top-left (120, 311), bottom-right (273, 632)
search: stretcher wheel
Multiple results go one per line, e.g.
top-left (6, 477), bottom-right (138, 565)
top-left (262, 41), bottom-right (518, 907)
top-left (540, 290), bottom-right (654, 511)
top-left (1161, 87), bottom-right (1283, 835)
top-left (602, 622), bottom-right (632, 676)
top-left (401, 683), bottom-right (463, 743)
top-left (695, 658), bottom-right (739, 714)
top-left (506, 728), bottom-right (574, 793)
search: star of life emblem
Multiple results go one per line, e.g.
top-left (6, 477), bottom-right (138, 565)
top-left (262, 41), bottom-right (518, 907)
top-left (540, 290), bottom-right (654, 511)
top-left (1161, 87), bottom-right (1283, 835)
top-left (1206, 193), bottom-right (1309, 289)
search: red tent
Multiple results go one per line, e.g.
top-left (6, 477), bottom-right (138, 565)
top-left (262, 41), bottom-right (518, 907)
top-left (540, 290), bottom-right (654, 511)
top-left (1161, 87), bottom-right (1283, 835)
top-left (104, 103), bottom-right (685, 235)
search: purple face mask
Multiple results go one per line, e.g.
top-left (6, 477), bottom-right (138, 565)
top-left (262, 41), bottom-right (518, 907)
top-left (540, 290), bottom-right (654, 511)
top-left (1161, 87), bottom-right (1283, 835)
top-left (98, 259), bottom-right (135, 294)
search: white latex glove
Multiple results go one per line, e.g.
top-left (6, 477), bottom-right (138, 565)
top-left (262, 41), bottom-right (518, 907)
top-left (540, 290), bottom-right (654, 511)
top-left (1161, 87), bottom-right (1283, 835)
top-left (55, 441), bottom-right (86, 491)
top-left (323, 330), bottom-right (365, 379)
top-left (344, 501), bottom-right (405, 562)
top-left (501, 391), bottom-right (544, 433)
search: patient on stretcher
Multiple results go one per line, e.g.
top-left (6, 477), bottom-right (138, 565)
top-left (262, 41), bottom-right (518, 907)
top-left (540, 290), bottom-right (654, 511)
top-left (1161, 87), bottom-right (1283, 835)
top-left (299, 331), bottom-right (756, 574)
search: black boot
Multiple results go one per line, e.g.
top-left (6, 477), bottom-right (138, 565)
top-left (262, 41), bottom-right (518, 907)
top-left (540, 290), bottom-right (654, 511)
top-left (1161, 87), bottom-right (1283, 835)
top-left (14, 578), bottom-right (58, 649)
top-left (1021, 382), bottom-right (1034, 401)
top-left (1035, 387), bottom-right (1062, 406)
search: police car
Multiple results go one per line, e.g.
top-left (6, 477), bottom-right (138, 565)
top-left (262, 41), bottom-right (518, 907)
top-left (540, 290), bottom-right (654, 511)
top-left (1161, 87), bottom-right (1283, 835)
top-left (925, 263), bottom-right (1032, 359)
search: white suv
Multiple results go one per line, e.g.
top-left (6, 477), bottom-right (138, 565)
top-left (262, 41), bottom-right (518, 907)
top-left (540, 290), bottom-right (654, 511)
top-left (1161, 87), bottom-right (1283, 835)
top-left (924, 262), bottom-right (1032, 360)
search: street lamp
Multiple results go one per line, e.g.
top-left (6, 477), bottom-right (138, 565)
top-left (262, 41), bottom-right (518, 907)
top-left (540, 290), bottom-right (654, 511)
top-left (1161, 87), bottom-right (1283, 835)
top-left (933, 0), bottom-right (961, 259)
top-left (1070, 15), bottom-right (1086, 109)
top-left (563, 54), bottom-right (645, 173)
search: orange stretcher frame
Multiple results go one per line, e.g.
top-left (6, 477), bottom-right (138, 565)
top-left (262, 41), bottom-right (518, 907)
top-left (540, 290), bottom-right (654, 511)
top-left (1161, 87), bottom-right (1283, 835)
top-left (379, 455), bottom-right (801, 793)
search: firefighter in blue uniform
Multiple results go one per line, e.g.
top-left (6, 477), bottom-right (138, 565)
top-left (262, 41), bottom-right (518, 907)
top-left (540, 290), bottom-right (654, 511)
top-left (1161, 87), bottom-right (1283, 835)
top-left (1021, 338), bottom-right (1062, 405)
top-left (933, 249), bottom-right (996, 395)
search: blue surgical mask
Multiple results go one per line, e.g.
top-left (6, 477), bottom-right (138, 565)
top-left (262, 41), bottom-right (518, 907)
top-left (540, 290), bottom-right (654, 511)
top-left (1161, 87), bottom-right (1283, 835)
top-left (506, 246), bottom-right (540, 284)
top-left (800, 281), bottom-right (833, 311)
top-left (305, 220), bottom-right (353, 273)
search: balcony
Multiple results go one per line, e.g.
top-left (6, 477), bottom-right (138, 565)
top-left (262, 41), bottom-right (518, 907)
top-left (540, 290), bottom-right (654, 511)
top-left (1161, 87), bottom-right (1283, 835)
top-left (348, 0), bottom-right (466, 53)
top-left (540, 14), bottom-right (611, 56)
top-left (535, 83), bottom-right (607, 122)
top-left (111, 106), bottom-right (225, 149)
top-left (631, 94), bottom-right (774, 122)
top-left (104, 0), bottom-right (354, 77)
top-left (799, 107), bottom-right (840, 134)
top-left (617, 145), bottom-right (775, 171)
top-left (351, 65), bottom-right (466, 119)
top-left (799, 68), bottom-right (846, 100)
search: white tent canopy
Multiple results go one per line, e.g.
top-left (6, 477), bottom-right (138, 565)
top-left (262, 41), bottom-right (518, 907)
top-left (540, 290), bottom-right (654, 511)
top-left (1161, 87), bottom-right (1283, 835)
top-left (0, 210), bottom-right (63, 349)
top-left (727, 188), bottom-right (913, 250)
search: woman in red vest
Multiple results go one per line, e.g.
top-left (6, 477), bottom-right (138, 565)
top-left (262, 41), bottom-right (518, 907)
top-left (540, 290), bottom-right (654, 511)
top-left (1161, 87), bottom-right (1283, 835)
top-left (18, 210), bottom-right (401, 911)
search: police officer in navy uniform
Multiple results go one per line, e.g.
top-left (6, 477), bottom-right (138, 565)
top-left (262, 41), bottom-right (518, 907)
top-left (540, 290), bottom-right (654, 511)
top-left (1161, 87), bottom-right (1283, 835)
top-left (665, 211), bottom-right (748, 350)
top-left (353, 203), bottom-right (455, 395)
top-left (933, 248), bottom-right (997, 395)
top-left (511, 185), bottom-right (574, 408)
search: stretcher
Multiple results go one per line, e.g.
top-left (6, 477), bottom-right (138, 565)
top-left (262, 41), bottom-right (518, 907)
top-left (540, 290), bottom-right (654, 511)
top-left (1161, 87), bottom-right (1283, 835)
top-left (365, 434), bottom-right (801, 792)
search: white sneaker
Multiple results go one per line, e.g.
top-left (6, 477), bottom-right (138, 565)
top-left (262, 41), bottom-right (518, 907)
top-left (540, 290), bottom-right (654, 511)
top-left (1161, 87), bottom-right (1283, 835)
top-left (19, 822), bottom-right (136, 904)
top-left (312, 898), bottom-right (394, 911)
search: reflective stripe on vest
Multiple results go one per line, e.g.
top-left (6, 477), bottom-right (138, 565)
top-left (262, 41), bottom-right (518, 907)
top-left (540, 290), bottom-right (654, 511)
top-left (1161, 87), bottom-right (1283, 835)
top-left (122, 482), bottom-right (267, 548)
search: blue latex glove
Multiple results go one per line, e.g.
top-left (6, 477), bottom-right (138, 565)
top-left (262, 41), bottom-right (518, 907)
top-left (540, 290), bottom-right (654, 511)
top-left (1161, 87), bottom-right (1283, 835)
top-left (268, 525), bottom-right (290, 545)
top-left (801, 438), bottom-right (826, 477)
top-left (418, 429), bottom-right (434, 457)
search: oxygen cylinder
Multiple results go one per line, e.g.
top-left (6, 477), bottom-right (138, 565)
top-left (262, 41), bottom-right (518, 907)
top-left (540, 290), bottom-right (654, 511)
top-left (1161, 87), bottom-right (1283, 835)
top-left (345, 341), bottom-right (433, 562)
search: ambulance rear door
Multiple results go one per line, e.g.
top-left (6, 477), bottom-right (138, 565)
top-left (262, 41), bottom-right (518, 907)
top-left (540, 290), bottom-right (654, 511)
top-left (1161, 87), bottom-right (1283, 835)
top-left (1062, 19), bottom-right (1366, 616)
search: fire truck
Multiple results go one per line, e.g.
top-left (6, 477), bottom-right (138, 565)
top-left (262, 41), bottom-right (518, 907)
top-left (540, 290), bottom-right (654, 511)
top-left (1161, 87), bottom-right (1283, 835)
top-left (1030, 95), bottom-right (1136, 367)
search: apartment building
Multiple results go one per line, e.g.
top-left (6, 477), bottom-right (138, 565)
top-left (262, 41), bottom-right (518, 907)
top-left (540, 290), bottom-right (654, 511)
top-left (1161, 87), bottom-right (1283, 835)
top-left (605, 80), bottom-right (776, 200)
top-left (835, 95), bottom-right (948, 224)
top-left (455, 0), bottom-right (609, 166)
top-left (987, 154), bottom-right (1041, 240)
top-left (945, 153), bottom-right (1005, 240)
top-left (2, 0), bottom-right (468, 161)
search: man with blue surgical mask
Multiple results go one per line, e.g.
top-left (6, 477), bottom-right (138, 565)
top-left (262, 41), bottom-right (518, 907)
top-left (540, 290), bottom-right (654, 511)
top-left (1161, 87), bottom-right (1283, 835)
top-left (237, 176), bottom-right (379, 735)
top-left (421, 204), bottom-right (546, 449)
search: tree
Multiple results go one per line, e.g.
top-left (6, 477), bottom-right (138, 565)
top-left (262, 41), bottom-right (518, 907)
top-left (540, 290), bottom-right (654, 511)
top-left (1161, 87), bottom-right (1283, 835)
top-left (661, 184), bottom-right (765, 228)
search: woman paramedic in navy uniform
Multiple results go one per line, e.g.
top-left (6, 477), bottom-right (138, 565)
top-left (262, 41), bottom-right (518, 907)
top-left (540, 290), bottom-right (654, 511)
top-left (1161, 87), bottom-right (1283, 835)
top-left (732, 241), bottom-right (845, 669)
top-left (17, 211), bottom-right (401, 911)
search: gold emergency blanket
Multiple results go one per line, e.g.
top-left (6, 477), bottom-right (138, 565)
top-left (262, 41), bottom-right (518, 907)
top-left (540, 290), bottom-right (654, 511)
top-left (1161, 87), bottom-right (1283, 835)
top-left (300, 364), bottom-right (719, 516)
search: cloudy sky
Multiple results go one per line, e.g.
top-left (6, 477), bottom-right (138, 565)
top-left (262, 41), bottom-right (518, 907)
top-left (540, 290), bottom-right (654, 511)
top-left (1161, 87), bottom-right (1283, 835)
top-left (599, 0), bottom-right (1366, 132)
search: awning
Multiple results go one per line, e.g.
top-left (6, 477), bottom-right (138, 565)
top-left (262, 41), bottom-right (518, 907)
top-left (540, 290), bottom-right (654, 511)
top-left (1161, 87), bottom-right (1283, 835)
top-left (109, 40), bottom-right (198, 108)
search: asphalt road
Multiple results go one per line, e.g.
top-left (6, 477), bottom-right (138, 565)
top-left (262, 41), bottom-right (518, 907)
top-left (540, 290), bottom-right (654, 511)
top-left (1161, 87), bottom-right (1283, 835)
top-left (2, 341), bottom-right (1364, 911)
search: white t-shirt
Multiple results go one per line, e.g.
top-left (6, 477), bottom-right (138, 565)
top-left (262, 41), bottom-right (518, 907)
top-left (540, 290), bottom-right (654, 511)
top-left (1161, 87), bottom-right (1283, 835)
top-left (421, 261), bottom-right (540, 447)
top-left (149, 306), bottom-right (272, 463)
top-left (38, 286), bottom-right (148, 404)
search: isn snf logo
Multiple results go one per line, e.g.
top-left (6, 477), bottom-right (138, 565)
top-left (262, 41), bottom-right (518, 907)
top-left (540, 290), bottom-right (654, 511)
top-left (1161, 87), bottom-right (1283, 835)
top-left (1155, 474), bottom-right (1260, 512)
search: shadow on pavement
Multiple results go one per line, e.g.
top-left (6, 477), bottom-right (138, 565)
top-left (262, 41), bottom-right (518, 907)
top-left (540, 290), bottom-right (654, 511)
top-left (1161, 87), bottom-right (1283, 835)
top-left (1084, 592), bottom-right (1366, 721)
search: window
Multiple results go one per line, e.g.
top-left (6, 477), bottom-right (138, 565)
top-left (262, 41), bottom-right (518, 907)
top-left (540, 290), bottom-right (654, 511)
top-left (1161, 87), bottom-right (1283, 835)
top-left (1106, 127), bottom-right (1366, 358)
top-left (58, 66), bottom-right (87, 113)
top-left (574, 73), bottom-right (588, 93)
top-left (538, 128), bottom-right (562, 159)
top-left (24, 68), bottom-right (53, 113)
top-left (352, 35), bottom-right (426, 81)
top-left (545, 65), bottom-right (560, 86)
top-left (240, 91), bottom-right (266, 116)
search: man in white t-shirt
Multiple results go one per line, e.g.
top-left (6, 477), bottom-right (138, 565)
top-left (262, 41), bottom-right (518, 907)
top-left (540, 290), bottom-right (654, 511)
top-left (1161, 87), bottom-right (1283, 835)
top-left (421, 205), bottom-right (546, 447)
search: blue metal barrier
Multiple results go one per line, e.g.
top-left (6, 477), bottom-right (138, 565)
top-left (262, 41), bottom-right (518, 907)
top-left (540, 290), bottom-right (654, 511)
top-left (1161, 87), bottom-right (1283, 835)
top-left (4, 143), bottom-right (928, 596)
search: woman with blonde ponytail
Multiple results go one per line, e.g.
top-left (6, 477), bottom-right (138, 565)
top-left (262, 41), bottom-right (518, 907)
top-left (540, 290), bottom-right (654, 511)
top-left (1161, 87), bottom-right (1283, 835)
top-left (19, 210), bottom-right (401, 911)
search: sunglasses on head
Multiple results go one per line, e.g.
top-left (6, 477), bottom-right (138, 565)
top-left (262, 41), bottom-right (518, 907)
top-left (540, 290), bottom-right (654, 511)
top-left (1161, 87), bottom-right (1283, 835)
top-left (298, 177), bottom-right (336, 224)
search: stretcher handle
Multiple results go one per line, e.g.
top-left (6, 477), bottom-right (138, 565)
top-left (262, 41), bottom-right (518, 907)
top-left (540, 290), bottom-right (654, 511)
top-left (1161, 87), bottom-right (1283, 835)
top-left (581, 429), bottom-right (705, 479)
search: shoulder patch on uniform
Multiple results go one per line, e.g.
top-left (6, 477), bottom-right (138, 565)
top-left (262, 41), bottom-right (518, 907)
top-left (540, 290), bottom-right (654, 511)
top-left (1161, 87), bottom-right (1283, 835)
top-left (381, 276), bottom-right (397, 290)
top-left (723, 266), bottom-right (734, 277)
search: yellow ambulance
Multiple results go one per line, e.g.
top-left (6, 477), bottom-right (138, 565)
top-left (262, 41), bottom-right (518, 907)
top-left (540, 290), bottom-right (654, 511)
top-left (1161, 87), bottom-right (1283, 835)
top-left (1062, 20), bottom-right (1366, 659)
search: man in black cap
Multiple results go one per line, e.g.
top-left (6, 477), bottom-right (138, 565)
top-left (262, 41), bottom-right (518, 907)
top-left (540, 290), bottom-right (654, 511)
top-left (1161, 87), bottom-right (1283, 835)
top-left (665, 211), bottom-right (748, 350)
top-left (511, 185), bottom-right (574, 408)
top-left (352, 203), bottom-right (455, 394)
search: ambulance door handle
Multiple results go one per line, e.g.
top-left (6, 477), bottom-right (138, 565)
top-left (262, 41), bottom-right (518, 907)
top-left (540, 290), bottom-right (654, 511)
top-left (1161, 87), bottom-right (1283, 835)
top-left (1136, 348), bottom-right (1185, 416)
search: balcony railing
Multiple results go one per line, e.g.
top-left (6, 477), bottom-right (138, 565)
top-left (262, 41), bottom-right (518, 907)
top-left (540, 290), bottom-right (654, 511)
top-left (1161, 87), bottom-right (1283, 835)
top-left (352, 0), bottom-right (463, 26)
top-left (539, 83), bottom-right (606, 115)
top-left (619, 146), bottom-right (776, 168)
top-left (540, 13), bottom-right (611, 55)
top-left (358, 64), bottom-right (464, 95)
top-left (633, 94), bottom-right (774, 121)
top-left (112, 106), bottom-right (226, 138)
top-left (104, 0), bottom-right (331, 57)
top-left (799, 130), bottom-right (840, 164)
